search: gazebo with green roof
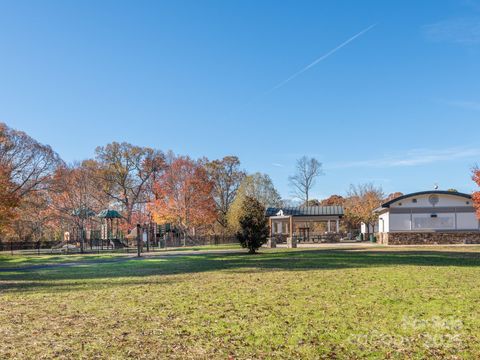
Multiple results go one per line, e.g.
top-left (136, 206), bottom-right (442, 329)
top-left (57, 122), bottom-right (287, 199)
top-left (97, 209), bottom-right (123, 242)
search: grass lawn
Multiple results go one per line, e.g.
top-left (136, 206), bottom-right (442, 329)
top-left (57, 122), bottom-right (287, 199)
top-left (1, 246), bottom-right (480, 359)
top-left (0, 243), bottom-right (242, 269)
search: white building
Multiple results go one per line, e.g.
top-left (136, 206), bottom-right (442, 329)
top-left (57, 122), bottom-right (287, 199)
top-left (360, 222), bottom-right (378, 235)
top-left (374, 191), bottom-right (480, 245)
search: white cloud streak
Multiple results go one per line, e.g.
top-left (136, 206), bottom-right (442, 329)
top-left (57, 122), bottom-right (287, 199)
top-left (236, 23), bottom-right (376, 112)
top-left (330, 147), bottom-right (480, 169)
top-left (265, 23), bottom-right (377, 94)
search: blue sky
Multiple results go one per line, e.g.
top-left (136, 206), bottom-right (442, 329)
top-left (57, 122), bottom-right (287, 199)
top-left (1, 0), bottom-right (480, 200)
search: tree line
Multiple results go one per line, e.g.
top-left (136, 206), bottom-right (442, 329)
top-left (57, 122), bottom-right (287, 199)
top-left (0, 123), bottom-right (285, 243)
top-left (0, 122), bottom-right (413, 245)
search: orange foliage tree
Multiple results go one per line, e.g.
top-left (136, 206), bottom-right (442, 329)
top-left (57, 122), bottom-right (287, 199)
top-left (150, 156), bottom-right (216, 241)
top-left (0, 122), bottom-right (62, 240)
top-left (472, 167), bottom-right (480, 218)
top-left (50, 162), bottom-right (111, 249)
top-left (344, 183), bottom-right (384, 237)
top-left (95, 142), bottom-right (165, 230)
top-left (0, 166), bottom-right (19, 235)
top-left (385, 192), bottom-right (404, 202)
top-left (321, 195), bottom-right (345, 206)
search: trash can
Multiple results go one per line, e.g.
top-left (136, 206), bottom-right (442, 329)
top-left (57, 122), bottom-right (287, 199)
top-left (369, 234), bottom-right (376, 243)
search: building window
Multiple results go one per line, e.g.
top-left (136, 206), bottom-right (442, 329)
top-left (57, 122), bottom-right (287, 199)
top-left (467, 201), bottom-right (470, 205)
top-left (412, 199), bottom-right (417, 203)
top-left (398, 202), bottom-right (402, 206)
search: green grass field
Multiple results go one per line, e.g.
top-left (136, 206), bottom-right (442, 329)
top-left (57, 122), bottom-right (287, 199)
top-left (1, 245), bottom-right (480, 359)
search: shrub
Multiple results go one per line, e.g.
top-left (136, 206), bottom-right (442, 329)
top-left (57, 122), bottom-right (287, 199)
top-left (236, 196), bottom-right (269, 254)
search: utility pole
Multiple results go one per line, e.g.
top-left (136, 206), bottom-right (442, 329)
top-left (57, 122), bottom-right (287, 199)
top-left (136, 223), bottom-right (141, 257)
top-left (80, 218), bottom-right (85, 254)
top-left (145, 223), bottom-right (150, 252)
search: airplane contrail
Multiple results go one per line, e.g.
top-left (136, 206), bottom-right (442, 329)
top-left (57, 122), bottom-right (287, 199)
top-left (264, 23), bottom-right (377, 94)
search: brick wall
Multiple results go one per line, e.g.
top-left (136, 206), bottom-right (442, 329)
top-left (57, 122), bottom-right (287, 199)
top-left (376, 232), bottom-right (480, 245)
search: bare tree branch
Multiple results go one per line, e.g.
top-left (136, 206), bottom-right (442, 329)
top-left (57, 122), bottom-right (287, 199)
top-left (288, 156), bottom-right (324, 204)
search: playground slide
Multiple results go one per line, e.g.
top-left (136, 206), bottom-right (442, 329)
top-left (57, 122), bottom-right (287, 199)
top-left (109, 238), bottom-right (127, 249)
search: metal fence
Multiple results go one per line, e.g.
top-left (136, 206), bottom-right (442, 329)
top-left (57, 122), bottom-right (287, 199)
top-left (0, 235), bottom-right (239, 255)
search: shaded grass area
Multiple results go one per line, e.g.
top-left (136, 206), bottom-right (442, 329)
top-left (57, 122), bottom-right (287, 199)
top-left (1, 247), bottom-right (480, 359)
top-left (0, 243), bottom-right (242, 270)
top-left (0, 253), bottom-right (119, 269)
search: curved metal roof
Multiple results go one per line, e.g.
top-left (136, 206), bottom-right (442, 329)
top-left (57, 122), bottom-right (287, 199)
top-left (266, 206), bottom-right (344, 217)
top-left (381, 191), bottom-right (472, 208)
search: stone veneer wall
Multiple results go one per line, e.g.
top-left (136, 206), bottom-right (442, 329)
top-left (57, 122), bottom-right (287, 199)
top-left (377, 232), bottom-right (480, 245)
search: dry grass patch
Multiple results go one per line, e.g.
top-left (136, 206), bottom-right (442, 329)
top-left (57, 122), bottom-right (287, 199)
top-left (1, 247), bottom-right (480, 359)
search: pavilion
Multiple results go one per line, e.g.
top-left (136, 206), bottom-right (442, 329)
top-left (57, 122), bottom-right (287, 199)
top-left (266, 206), bottom-right (344, 245)
top-left (97, 209), bottom-right (123, 246)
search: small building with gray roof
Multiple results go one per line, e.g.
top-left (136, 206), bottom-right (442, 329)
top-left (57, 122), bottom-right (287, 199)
top-left (266, 205), bottom-right (344, 245)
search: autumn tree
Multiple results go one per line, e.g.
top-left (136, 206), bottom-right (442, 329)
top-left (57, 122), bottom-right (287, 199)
top-left (344, 183), bottom-right (384, 239)
top-left (320, 195), bottom-right (345, 206)
top-left (150, 156), bottom-right (216, 244)
top-left (9, 191), bottom-right (57, 243)
top-left (289, 156), bottom-right (323, 204)
top-left (385, 192), bottom-right (404, 202)
top-left (0, 123), bottom-right (62, 241)
top-left (0, 123), bottom-right (62, 199)
top-left (206, 156), bottom-right (245, 234)
top-left (236, 196), bottom-right (269, 254)
top-left (227, 173), bottom-right (282, 233)
top-left (51, 162), bottom-right (109, 251)
top-left (0, 166), bottom-right (19, 235)
top-left (95, 142), bottom-right (165, 229)
top-left (472, 167), bottom-right (480, 219)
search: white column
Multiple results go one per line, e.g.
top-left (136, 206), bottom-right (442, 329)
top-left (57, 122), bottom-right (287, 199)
top-left (327, 220), bottom-right (331, 232)
top-left (336, 219), bottom-right (340, 233)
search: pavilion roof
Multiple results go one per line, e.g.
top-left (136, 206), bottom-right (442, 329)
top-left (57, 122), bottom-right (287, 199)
top-left (266, 206), bottom-right (344, 217)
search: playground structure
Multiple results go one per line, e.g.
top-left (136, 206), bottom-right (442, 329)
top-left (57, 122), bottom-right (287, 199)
top-left (127, 222), bottom-right (231, 249)
top-left (1, 219), bottom-right (237, 255)
top-left (1, 212), bottom-right (237, 255)
top-left (67, 208), bottom-right (127, 251)
top-left (97, 209), bottom-right (125, 248)
top-left (67, 210), bottom-right (178, 250)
